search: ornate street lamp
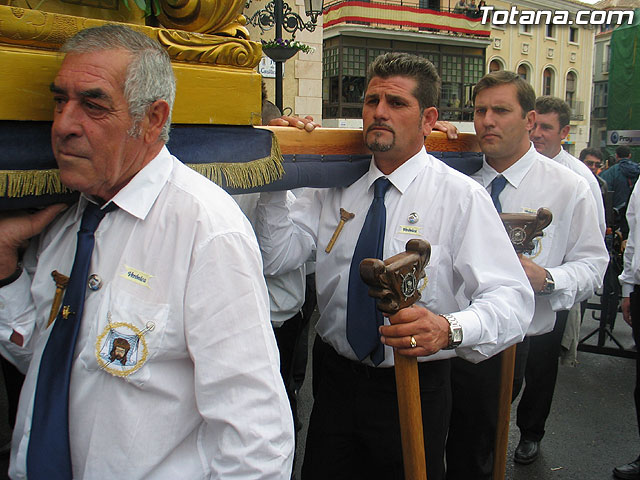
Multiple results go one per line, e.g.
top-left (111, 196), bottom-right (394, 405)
top-left (247, 0), bottom-right (324, 111)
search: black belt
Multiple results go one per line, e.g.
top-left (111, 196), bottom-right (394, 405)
top-left (322, 340), bottom-right (445, 380)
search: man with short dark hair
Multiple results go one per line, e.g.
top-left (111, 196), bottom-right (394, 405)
top-left (0, 24), bottom-right (293, 479)
top-left (255, 53), bottom-right (534, 480)
top-left (580, 147), bottom-right (608, 196)
top-left (446, 71), bottom-right (608, 479)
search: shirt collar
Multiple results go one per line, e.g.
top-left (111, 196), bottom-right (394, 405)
top-left (367, 147), bottom-right (428, 194)
top-left (479, 142), bottom-right (538, 190)
top-left (81, 146), bottom-right (174, 220)
top-left (551, 148), bottom-right (565, 162)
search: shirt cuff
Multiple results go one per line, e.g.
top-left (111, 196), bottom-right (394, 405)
top-left (546, 266), bottom-right (568, 292)
top-left (0, 269), bottom-right (33, 340)
top-left (622, 282), bottom-right (635, 297)
top-left (450, 309), bottom-right (482, 350)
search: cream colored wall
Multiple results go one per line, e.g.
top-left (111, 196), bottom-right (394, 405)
top-left (485, 0), bottom-right (594, 153)
top-left (244, 0), bottom-right (323, 122)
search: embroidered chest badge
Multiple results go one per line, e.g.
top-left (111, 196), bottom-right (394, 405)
top-left (95, 312), bottom-right (155, 377)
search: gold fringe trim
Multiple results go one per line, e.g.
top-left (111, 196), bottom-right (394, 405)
top-left (186, 135), bottom-right (284, 189)
top-left (0, 135), bottom-right (284, 198)
top-left (0, 169), bottom-right (71, 198)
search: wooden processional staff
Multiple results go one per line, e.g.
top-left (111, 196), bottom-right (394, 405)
top-left (493, 207), bottom-right (552, 480)
top-left (360, 238), bottom-right (432, 480)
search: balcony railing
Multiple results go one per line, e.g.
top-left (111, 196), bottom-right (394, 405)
top-left (569, 100), bottom-right (584, 121)
top-left (322, 0), bottom-right (491, 37)
top-left (591, 105), bottom-right (608, 120)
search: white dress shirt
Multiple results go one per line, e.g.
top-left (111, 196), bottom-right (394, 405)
top-left (472, 144), bottom-right (608, 336)
top-left (0, 147), bottom-right (294, 479)
top-left (255, 147), bottom-right (534, 364)
top-left (552, 148), bottom-right (606, 235)
top-left (233, 192), bottom-right (305, 327)
top-left (620, 182), bottom-right (640, 296)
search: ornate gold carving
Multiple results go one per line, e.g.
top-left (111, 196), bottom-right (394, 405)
top-left (157, 29), bottom-right (260, 68)
top-left (0, 5), bottom-right (260, 68)
top-left (0, 7), bottom-right (79, 49)
top-left (156, 0), bottom-right (248, 36)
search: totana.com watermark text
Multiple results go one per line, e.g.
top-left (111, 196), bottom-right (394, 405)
top-left (479, 6), bottom-right (634, 26)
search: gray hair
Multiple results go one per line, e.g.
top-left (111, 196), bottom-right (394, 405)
top-left (366, 52), bottom-right (441, 111)
top-left (61, 24), bottom-right (176, 143)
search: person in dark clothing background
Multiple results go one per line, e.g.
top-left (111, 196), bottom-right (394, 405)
top-left (601, 146), bottom-right (640, 239)
top-left (601, 146), bottom-right (640, 212)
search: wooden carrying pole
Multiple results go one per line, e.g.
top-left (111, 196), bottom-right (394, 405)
top-left (493, 344), bottom-right (517, 480)
top-left (260, 127), bottom-right (480, 155)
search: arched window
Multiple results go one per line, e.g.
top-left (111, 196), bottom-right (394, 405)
top-left (489, 59), bottom-right (503, 72)
top-left (543, 68), bottom-right (554, 96)
top-left (517, 64), bottom-right (530, 83)
top-left (565, 71), bottom-right (577, 107)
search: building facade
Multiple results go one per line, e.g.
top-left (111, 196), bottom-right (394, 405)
top-left (320, 1), bottom-right (490, 127)
top-left (318, 0), bottom-right (595, 155)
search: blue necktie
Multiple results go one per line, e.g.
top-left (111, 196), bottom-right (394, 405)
top-left (346, 177), bottom-right (392, 365)
top-left (28, 201), bottom-right (115, 479)
top-left (490, 175), bottom-right (507, 213)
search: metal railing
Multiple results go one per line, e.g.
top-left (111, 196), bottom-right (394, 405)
top-left (591, 105), bottom-right (608, 120)
top-left (569, 100), bottom-right (584, 121)
top-left (324, 0), bottom-right (483, 15)
top-left (322, 0), bottom-right (490, 37)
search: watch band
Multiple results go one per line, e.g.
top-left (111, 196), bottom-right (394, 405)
top-left (440, 313), bottom-right (463, 350)
top-left (538, 269), bottom-right (555, 295)
top-left (0, 262), bottom-right (23, 288)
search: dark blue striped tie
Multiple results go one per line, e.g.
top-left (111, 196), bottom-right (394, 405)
top-left (490, 175), bottom-right (507, 213)
top-left (28, 201), bottom-right (115, 479)
top-left (346, 177), bottom-right (392, 365)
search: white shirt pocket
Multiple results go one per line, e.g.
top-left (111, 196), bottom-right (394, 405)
top-left (78, 286), bottom-right (169, 387)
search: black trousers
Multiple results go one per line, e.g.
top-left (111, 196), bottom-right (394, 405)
top-left (513, 310), bottom-right (569, 442)
top-left (302, 338), bottom-right (451, 480)
top-left (631, 286), bottom-right (640, 438)
top-left (273, 311), bottom-right (306, 429)
top-left (446, 354), bottom-right (502, 480)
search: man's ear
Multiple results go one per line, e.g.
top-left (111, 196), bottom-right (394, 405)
top-left (143, 100), bottom-right (170, 144)
top-left (525, 109), bottom-right (536, 131)
top-left (421, 106), bottom-right (439, 136)
top-left (560, 124), bottom-right (571, 140)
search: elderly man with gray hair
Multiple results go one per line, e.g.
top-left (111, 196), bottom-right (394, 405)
top-left (0, 24), bottom-right (293, 479)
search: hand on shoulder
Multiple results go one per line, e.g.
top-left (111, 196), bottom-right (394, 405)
top-left (268, 115), bottom-right (321, 132)
top-left (434, 120), bottom-right (459, 140)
